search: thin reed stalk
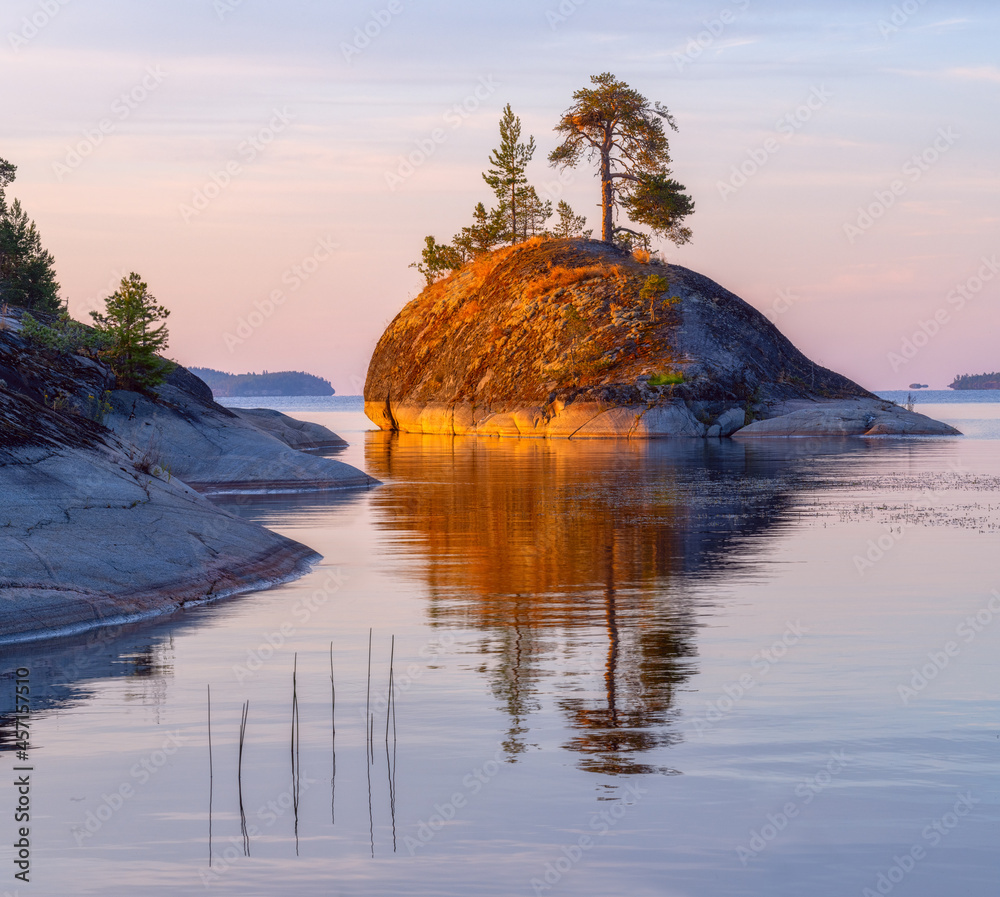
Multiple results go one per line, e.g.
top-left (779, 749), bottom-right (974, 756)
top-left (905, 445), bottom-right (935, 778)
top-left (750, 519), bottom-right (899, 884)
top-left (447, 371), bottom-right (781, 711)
top-left (238, 700), bottom-right (250, 856)
top-left (207, 684), bottom-right (213, 867)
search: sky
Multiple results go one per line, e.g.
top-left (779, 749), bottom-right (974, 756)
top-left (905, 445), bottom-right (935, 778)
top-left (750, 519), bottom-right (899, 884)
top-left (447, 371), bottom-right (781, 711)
top-left (3, 0), bottom-right (999, 392)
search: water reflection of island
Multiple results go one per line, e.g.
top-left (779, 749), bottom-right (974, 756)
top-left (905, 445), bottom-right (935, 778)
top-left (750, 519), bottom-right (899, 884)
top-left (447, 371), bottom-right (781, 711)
top-left (365, 433), bottom-right (828, 775)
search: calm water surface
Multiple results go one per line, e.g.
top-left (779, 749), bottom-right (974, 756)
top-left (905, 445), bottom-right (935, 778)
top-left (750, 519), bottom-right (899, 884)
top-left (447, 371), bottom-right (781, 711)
top-left (2, 398), bottom-right (998, 896)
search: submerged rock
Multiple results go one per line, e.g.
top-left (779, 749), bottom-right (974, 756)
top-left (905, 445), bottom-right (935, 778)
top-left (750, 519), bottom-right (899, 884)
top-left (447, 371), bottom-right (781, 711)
top-left (365, 238), bottom-right (958, 438)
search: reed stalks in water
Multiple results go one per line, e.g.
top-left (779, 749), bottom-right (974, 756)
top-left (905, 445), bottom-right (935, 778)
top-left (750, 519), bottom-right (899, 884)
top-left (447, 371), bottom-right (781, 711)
top-left (238, 700), bottom-right (250, 856)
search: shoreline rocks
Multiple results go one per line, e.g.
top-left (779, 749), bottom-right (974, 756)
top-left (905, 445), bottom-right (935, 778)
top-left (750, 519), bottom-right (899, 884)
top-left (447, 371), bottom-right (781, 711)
top-left (0, 313), bottom-right (375, 642)
top-left (365, 238), bottom-right (959, 439)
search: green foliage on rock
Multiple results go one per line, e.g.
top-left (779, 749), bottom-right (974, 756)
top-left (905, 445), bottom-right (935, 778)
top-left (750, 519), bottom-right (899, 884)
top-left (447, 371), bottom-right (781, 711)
top-left (453, 203), bottom-right (506, 259)
top-left (21, 310), bottom-right (113, 356)
top-left (91, 272), bottom-right (172, 391)
top-left (412, 105), bottom-right (580, 283)
top-left (639, 274), bottom-right (679, 322)
top-left (648, 370), bottom-right (684, 387)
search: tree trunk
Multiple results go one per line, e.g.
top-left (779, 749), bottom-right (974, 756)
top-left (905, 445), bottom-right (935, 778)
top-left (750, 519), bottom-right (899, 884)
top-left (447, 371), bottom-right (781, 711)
top-left (600, 145), bottom-right (614, 243)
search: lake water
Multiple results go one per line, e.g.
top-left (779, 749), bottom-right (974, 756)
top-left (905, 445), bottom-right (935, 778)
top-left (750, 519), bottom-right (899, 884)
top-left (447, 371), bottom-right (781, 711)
top-left (2, 396), bottom-right (998, 896)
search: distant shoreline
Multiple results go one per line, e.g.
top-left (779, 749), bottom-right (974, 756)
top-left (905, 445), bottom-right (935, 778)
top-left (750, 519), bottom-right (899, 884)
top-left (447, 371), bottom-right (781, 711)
top-left (190, 366), bottom-right (335, 397)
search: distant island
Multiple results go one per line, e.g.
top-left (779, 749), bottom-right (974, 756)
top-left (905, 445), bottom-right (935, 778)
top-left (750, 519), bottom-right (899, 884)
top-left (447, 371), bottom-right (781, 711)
top-left (191, 367), bottom-right (335, 397)
top-left (949, 372), bottom-right (1000, 390)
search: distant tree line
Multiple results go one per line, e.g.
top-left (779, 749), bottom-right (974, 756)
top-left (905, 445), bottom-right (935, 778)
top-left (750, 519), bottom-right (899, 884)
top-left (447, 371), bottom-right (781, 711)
top-left (190, 367), bottom-right (335, 397)
top-left (949, 372), bottom-right (1000, 390)
top-left (413, 73), bottom-right (694, 284)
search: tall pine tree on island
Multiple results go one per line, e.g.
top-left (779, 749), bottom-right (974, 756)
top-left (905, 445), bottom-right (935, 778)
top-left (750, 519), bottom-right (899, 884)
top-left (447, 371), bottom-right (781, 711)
top-left (483, 104), bottom-right (537, 245)
top-left (548, 73), bottom-right (694, 247)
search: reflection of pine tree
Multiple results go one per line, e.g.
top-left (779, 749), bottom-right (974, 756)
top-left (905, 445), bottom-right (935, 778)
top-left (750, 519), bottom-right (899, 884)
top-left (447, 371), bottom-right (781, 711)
top-left (362, 435), bottom-right (799, 777)
top-left (557, 542), bottom-right (694, 776)
top-left (489, 618), bottom-right (540, 759)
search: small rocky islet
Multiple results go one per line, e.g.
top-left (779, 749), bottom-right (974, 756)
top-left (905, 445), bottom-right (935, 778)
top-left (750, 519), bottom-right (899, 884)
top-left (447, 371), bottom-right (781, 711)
top-left (365, 237), bottom-right (960, 438)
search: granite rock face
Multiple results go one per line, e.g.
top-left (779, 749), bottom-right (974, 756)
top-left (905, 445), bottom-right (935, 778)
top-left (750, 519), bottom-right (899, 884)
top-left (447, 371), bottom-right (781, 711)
top-left (230, 407), bottom-right (348, 450)
top-left (732, 398), bottom-right (959, 437)
top-left (104, 380), bottom-right (371, 493)
top-left (365, 238), bottom-right (958, 438)
top-left (0, 386), bottom-right (319, 641)
top-left (0, 310), bottom-right (372, 641)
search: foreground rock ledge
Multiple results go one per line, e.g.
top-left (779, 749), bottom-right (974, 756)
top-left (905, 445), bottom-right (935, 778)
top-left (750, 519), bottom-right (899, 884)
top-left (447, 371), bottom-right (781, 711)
top-left (0, 394), bottom-right (320, 642)
top-left (365, 238), bottom-right (959, 438)
top-left (0, 316), bottom-right (375, 641)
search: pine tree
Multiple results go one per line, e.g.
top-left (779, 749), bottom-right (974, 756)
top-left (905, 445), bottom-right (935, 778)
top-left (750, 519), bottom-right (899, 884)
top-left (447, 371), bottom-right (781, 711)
top-left (454, 202), bottom-right (505, 257)
top-left (552, 200), bottom-right (591, 239)
top-left (0, 166), bottom-right (63, 314)
top-left (483, 104), bottom-right (537, 245)
top-left (91, 273), bottom-right (171, 391)
top-left (410, 236), bottom-right (464, 285)
top-left (549, 73), bottom-right (694, 246)
top-left (515, 186), bottom-right (553, 240)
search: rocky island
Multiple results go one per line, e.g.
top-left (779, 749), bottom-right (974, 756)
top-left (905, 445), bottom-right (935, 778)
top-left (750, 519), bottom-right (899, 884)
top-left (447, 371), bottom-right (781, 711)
top-left (365, 238), bottom-right (960, 438)
top-left (0, 308), bottom-right (375, 642)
